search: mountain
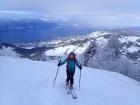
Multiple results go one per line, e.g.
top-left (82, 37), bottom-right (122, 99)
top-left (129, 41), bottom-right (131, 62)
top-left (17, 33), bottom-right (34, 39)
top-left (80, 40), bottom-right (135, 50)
top-left (10, 30), bottom-right (140, 62)
top-left (0, 43), bottom-right (48, 60)
top-left (0, 31), bottom-right (111, 61)
top-left (81, 31), bottom-right (140, 81)
top-left (0, 56), bottom-right (140, 105)
top-left (82, 31), bottom-right (140, 65)
top-left (0, 30), bottom-right (140, 81)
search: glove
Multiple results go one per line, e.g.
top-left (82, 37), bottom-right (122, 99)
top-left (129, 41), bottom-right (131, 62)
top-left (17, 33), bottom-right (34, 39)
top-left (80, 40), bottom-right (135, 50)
top-left (58, 62), bottom-right (61, 66)
top-left (79, 65), bottom-right (82, 70)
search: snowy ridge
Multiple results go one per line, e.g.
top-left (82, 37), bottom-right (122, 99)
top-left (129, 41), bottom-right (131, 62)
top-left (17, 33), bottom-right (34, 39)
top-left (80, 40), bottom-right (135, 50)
top-left (119, 36), bottom-right (140, 53)
top-left (0, 56), bottom-right (140, 105)
top-left (1, 30), bottom-right (139, 63)
top-left (88, 31), bottom-right (111, 38)
top-left (0, 46), bottom-right (19, 58)
top-left (45, 43), bottom-right (90, 56)
top-left (45, 31), bottom-right (110, 56)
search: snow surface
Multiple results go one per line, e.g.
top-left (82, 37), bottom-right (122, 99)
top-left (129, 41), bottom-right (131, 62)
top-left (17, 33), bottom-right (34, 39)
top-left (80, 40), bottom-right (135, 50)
top-left (88, 31), bottom-right (111, 38)
top-left (119, 36), bottom-right (140, 53)
top-left (45, 43), bottom-right (90, 56)
top-left (0, 56), bottom-right (140, 105)
top-left (0, 47), bottom-right (19, 58)
top-left (96, 37), bottom-right (108, 47)
top-left (119, 36), bottom-right (140, 45)
top-left (127, 46), bottom-right (140, 53)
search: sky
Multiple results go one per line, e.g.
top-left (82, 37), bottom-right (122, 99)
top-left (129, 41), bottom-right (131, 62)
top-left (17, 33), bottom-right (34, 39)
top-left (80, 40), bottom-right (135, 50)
top-left (0, 0), bottom-right (140, 27)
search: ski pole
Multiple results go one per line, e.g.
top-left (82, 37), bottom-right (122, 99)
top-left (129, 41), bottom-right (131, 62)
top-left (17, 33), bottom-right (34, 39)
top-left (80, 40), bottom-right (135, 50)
top-left (79, 70), bottom-right (81, 90)
top-left (53, 66), bottom-right (59, 87)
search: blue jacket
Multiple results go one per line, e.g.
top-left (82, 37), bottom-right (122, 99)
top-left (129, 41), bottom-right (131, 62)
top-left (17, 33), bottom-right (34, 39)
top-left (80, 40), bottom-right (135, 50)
top-left (60, 58), bottom-right (81, 72)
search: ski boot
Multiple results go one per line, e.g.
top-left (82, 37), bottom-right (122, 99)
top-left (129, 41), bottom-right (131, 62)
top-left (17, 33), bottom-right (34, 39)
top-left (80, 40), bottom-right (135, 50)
top-left (70, 84), bottom-right (73, 89)
top-left (66, 81), bottom-right (69, 90)
top-left (66, 81), bottom-right (69, 86)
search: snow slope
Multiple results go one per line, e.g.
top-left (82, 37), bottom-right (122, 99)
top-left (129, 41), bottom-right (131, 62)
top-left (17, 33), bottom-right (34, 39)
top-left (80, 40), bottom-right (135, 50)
top-left (0, 56), bottom-right (140, 105)
top-left (45, 43), bottom-right (89, 56)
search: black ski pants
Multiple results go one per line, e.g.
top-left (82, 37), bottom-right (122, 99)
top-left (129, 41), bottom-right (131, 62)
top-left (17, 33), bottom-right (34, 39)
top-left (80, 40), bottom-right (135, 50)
top-left (66, 69), bottom-right (75, 85)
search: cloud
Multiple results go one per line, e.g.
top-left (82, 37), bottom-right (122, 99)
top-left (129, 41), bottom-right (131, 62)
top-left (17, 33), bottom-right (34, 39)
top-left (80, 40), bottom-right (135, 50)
top-left (0, 0), bottom-right (140, 27)
top-left (0, 0), bottom-right (140, 14)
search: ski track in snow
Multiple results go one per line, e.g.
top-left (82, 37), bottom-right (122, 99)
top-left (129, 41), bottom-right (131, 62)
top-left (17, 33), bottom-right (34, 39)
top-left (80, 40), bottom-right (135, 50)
top-left (0, 56), bottom-right (140, 105)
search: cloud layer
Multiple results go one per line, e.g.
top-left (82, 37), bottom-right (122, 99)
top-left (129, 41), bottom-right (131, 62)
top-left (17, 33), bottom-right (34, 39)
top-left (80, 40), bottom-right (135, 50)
top-left (0, 0), bottom-right (140, 27)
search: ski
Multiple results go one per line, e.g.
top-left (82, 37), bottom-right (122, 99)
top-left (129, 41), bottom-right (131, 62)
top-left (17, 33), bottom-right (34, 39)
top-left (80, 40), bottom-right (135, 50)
top-left (70, 88), bottom-right (77, 99)
top-left (65, 83), bottom-right (77, 99)
top-left (66, 83), bottom-right (70, 94)
top-left (66, 86), bottom-right (71, 94)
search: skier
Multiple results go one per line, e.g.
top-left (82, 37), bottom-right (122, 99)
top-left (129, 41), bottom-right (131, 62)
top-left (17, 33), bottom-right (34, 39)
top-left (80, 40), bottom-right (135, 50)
top-left (58, 52), bottom-right (82, 89)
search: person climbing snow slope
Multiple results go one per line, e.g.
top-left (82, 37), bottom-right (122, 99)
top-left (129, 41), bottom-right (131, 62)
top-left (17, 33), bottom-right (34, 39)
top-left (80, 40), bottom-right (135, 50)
top-left (58, 52), bottom-right (82, 89)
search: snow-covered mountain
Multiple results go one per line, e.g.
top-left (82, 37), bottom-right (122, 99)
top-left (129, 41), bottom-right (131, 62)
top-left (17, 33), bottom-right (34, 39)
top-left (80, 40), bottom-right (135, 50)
top-left (82, 31), bottom-right (140, 65)
top-left (81, 31), bottom-right (140, 81)
top-left (0, 43), bottom-right (48, 60)
top-left (119, 36), bottom-right (140, 60)
top-left (1, 31), bottom-right (107, 61)
top-left (0, 56), bottom-right (140, 105)
top-left (10, 30), bottom-right (140, 62)
top-left (0, 30), bottom-right (140, 81)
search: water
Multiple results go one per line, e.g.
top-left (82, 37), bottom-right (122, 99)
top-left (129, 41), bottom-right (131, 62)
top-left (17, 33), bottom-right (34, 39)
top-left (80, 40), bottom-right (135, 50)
top-left (0, 28), bottom-right (94, 43)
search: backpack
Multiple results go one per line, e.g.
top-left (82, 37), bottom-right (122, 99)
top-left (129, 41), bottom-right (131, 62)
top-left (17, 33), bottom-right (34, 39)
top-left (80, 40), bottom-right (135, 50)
top-left (67, 53), bottom-right (76, 69)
